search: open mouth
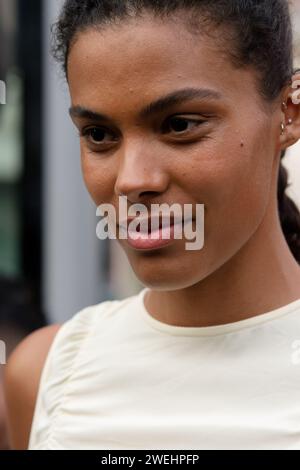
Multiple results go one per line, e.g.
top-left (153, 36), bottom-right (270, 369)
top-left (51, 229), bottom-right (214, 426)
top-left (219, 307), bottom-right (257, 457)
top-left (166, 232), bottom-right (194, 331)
top-left (116, 214), bottom-right (196, 251)
top-left (120, 215), bottom-right (190, 234)
top-left (141, 216), bottom-right (176, 234)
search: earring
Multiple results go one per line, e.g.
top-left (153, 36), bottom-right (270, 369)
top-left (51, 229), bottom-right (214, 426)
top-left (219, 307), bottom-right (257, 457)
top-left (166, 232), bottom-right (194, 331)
top-left (287, 118), bottom-right (293, 125)
top-left (280, 122), bottom-right (286, 135)
top-left (282, 101), bottom-right (288, 110)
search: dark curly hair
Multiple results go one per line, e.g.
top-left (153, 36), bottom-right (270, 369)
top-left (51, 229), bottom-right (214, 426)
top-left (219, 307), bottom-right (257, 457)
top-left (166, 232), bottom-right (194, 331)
top-left (51, 0), bottom-right (300, 263)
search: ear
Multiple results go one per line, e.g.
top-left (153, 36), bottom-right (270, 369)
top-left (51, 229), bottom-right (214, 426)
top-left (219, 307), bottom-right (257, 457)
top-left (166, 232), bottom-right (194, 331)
top-left (279, 71), bottom-right (300, 151)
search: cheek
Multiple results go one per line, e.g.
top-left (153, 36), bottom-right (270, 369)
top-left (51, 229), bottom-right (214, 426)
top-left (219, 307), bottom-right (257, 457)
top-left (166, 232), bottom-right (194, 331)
top-left (80, 151), bottom-right (116, 205)
top-left (181, 135), bottom-right (274, 248)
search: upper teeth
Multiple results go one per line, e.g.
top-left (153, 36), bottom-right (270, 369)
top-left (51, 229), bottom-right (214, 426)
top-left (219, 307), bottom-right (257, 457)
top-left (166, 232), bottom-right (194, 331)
top-left (134, 217), bottom-right (178, 233)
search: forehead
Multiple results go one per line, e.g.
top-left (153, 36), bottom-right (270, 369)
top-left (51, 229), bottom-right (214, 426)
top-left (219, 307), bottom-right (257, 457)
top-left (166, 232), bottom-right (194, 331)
top-left (67, 15), bottom-right (258, 112)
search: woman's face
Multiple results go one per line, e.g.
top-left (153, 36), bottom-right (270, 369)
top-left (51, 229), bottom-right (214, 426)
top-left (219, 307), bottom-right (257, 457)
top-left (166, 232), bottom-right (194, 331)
top-left (68, 14), bottom-right (282, 290)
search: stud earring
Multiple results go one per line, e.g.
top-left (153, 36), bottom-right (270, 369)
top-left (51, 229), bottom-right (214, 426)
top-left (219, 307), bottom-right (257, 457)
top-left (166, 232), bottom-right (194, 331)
top-left (282, 101), bottom-right (288, 110)
top-left (280, 122), bottom-right (286, 135)
top-left (287, 118), bottom-right (293, 125)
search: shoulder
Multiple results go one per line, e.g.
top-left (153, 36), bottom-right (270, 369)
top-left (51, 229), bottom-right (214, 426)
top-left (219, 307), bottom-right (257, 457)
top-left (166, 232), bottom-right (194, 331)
top-left (4, 294), bottom-right (140, 449)
top-left (3, 299), bottom-right (118, 449)
top-left (3, 324), bottom-right (61, 449)
top-left (4, 324), bottom-right (61, 449)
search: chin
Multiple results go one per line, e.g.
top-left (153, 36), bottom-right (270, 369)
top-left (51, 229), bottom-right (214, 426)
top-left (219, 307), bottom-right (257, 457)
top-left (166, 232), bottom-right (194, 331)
top-left (129, 258), bottom-right (206, 291)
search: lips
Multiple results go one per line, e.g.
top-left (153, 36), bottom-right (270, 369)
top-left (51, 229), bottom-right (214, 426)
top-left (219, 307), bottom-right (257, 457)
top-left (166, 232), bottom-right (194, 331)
top-left (118, 214), bottom-right (189, 233)
top-left (116, 212), bottom-right (195, 250)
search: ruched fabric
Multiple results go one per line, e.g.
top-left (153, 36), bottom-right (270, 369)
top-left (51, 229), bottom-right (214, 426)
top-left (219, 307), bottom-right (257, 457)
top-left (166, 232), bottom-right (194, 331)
top-left (28, 289), bottom-right (300, 450)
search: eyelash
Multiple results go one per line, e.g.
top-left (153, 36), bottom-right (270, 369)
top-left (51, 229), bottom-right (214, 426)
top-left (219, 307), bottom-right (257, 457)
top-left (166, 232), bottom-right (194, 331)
top-left (80, 116), bottom-right (207, 150)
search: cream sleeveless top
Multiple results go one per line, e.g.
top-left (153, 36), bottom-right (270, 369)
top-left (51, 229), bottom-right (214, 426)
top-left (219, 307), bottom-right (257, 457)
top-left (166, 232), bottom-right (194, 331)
top-left (28, 288), bottom-right (300, 450)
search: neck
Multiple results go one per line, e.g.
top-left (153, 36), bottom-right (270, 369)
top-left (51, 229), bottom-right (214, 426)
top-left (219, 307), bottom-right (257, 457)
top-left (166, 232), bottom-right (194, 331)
top-left (144, 201), bottom-right (300, 328)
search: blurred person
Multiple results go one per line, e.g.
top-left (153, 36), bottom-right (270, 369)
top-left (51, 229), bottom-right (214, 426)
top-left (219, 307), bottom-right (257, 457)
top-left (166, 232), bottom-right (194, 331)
top-left (4, 0), bottom-right (300, 450)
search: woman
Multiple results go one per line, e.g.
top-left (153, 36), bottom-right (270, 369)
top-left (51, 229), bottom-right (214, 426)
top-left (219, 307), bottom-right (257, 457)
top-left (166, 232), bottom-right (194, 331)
top-left (4, 0), bottom-right (300, 450)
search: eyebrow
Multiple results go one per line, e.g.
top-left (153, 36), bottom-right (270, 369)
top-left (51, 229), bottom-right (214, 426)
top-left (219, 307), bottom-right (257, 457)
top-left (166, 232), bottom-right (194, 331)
top-left (69, 87), bottom-right (223, 122)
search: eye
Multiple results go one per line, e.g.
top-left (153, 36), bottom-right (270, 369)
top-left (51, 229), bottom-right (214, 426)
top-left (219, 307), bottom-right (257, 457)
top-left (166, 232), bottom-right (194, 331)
top-left (81, 126), bottom-right (118, 146)
top-left (162, 116), bottom-right (206, 135)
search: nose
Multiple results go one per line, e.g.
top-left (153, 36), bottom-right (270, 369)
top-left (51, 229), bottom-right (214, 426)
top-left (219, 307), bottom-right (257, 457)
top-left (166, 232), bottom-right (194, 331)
top-left (114, 139), bottom-right (170, 204)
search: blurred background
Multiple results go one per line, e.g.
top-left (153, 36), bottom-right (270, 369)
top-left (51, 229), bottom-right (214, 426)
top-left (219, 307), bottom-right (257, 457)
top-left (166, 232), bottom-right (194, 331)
top-left (0, 0), bottom-right (300, 450)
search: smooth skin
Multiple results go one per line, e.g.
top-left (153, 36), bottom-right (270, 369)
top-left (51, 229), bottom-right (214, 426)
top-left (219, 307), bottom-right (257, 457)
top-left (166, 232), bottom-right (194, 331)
top-left (4, 12), bottom-right (300, 449)
top-left (4, 325), bottom-right (60, 449)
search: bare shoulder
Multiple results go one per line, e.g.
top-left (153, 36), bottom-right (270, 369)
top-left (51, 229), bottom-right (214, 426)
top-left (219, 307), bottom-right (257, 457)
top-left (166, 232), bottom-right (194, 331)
top-left (3, 324), bottom-right (61, 450)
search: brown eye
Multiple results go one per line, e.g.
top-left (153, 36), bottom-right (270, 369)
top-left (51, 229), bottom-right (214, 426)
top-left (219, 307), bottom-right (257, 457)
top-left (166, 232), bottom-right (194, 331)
top-left (89, 127), bottom-right (106, 143)
top-left (164, 116), bottom-right (205, 134)
top-left (170, 117), bottom-right (190, 132)
top-left (85, 127), bottom-right (110, 143)
top-left (82, 126), bottom-right (117, 145)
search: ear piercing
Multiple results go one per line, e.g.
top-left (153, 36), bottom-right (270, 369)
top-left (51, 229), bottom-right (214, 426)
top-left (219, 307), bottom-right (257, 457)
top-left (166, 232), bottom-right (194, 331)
top-left (281, 118), bottom-right (293, 135)
top-left (280, 100), bottom-right (293, 134)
